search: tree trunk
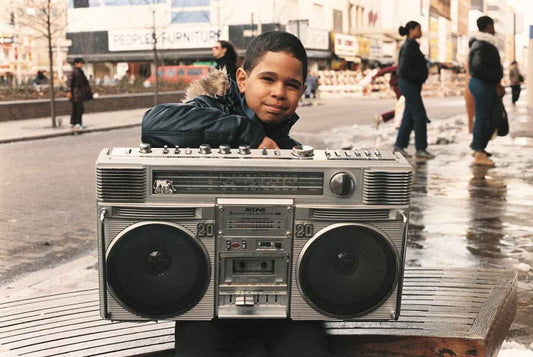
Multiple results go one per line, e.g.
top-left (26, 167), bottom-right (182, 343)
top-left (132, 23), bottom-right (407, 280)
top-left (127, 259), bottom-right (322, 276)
top-left (47, 0), bottom-right (56, 128)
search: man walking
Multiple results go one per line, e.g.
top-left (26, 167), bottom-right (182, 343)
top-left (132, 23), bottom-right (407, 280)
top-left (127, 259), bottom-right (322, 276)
top-left (468, 16), bottom-right (503, 167)
top-left (67, 58), bottom-right (92, 129)
top-left (509, 60), bottom-right (524, 105)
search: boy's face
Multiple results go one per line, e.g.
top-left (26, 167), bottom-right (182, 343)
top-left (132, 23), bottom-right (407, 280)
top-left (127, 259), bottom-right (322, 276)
top-left (236, 51), bottom-right (306, 124)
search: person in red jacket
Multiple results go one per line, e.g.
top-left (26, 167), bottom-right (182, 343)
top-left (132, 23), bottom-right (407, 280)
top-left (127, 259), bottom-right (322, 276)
top-left (372, 64), bottom-right (401, 128)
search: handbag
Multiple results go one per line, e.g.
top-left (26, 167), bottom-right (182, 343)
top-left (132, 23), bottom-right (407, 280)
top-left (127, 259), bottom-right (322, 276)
top-left (518, 74), bottom-right (524, 83)
top-left (497, 99), bottom-right (509, 137)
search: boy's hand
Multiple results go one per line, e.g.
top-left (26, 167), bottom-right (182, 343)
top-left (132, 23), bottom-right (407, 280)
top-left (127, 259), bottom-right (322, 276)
top-left (257, 136), bottom-right (279, 149)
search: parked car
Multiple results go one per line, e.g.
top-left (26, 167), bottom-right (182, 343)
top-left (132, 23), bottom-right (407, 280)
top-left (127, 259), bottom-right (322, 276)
top-left (143, 65), bottom-right (211, 87)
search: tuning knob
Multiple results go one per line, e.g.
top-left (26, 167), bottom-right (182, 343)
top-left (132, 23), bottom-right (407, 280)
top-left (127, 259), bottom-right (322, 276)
top-left (139, 143), bottom-right (152, 153)
top-left (329, 172), bottom-right (355, 197)
top-left (219, 145), bottom-right (231, 154)
top-left (292, 145), bottom-right (314, 158)
top-left (238, 145), bottom-right (251, 155)
top-left (199, 144), bottom-right (211, 154)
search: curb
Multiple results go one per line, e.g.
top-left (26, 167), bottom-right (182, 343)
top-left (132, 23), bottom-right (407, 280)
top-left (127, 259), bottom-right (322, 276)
top-left (0, 123), bottom-right (141, 145)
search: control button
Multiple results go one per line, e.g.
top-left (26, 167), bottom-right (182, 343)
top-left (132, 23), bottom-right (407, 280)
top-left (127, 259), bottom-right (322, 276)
top-left (199, 144), bottom-right (211, 154)
top-left (238, 145), bottom-right (251, 155)
top-left (163, 145), bottom-right (169, 154)
top-left (232, 242), bottom-right (240, 248)
top-left (139, 143), bottom-right (151, 153)
top-left (364, 150), bottom-right (371, 157)
top-left (226, 240), bottom-right (231, 250)
top-left (174, 145), bottom-right (180, 154)
top-left (329, 172), bottom-right (355, 197)
top-left (275, 242), bottom-right (282, 249)
top-left (292, 145), bottom-right (314, 158)
top-left (242, 240), bottom-right (247, 249)
top-left (219, 145), bottom-right (231, 154)
top-left (262, 148), bottom-right (268, 155)
top-left (185, 148), bottom-right (192, 154)
top-left (274, 150), bottom-right (281, 156)
top-left (345, 151), bottom-right (352, 157)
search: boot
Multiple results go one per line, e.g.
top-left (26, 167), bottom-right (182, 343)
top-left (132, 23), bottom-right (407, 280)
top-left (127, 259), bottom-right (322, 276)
top-left (472, 151), bottom-right (495, 167)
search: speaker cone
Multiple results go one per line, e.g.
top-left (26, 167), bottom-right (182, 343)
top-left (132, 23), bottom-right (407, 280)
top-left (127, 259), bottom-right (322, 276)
top-left (297, 223), bottom-right (398, 318)
top-left (107, 222), bottom-right (210, 317)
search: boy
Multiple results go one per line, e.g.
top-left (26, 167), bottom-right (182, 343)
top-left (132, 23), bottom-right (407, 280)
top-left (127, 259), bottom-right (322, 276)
top-left (141, 31), bottom-right (307, 150)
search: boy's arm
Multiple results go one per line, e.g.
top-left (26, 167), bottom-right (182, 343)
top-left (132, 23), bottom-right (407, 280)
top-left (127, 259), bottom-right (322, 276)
top-left (141, 103), bottom-right (266, 148)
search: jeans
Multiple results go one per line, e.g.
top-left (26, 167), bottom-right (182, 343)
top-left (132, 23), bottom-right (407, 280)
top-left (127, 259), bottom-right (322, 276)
top-left (511, 84), bottom-right (521, 103)
top-left (175, 320), bottom-right (330, 357)
top-left (70, 101), bottom-right (84, 126)
top-left (394, 79), bottom-right (428, 151)
top-left (469, 77), bottom-right (500, 151)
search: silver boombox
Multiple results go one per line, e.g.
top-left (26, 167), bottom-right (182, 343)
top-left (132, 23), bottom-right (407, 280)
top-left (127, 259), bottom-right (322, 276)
top-left (96, 144), bottom-right (412, 322)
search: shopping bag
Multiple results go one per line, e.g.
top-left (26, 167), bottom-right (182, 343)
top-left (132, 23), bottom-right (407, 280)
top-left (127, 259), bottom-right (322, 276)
top-left (393, 96), bottom-right (405, 129)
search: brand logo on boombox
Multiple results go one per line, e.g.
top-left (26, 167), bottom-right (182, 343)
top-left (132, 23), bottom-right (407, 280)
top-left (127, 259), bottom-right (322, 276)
top-left (245, 207), bottom-right (266, 213)
top-left (96, 146), bottom-right (413, 323)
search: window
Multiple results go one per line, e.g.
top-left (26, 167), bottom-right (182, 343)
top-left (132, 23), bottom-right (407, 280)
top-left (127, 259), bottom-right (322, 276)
top-left (171, 11), bottom-right (210, 23)
top-left (333, 9), bottom-right (342, 32)
top-left (73, 0), bottom-right (89, 8)
top-left (187, 69), bottom-right (203, 76)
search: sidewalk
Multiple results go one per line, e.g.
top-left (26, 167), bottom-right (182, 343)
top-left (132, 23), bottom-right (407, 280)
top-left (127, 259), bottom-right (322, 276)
top-left (0, 107), bottom-right (149, 144)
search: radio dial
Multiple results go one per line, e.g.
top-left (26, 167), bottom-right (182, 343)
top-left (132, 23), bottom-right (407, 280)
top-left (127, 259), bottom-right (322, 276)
top-left (199, 144), bottom-right (211, 155)
top-left (329, 172), bottom-right (355, 197)
top-left (239, 145), bottom-right (251, 155)
top-left (292, 145), bottom-right (314, 158)
top-left (139, 143), bottom-right (152, 153)
top-left (219, 145), bottom-right (231, 154)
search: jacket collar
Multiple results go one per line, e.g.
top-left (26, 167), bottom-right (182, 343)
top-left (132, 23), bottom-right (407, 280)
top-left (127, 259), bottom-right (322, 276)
top-left (469, 31), bottom-right (497, 46)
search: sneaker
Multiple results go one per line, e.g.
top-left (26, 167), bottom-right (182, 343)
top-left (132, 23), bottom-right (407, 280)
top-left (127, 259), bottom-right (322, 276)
top-left (472, 151), bottom-right (495, 167)
top-left (374, 114), bottom-right (381, 129)
top-left (393, 146), bottom-right (412, 158)
top-left (471, 150), bottom-right (492, 158)
top-left (416, 150), bottom-right (435, 159)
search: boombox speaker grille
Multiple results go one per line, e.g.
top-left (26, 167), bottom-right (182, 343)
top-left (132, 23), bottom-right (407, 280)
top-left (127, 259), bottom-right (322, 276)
top-left (106, 222), bottom-right (210, 318)
top-left (297, 224), bottom-right (398, 318)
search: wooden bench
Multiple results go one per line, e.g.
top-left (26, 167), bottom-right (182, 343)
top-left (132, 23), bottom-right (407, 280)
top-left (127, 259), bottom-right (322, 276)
top-left (0, 268), bottom-right (517, 357)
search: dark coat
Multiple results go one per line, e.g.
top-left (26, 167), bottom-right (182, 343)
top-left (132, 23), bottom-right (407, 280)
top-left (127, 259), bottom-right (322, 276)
top-left (397, 38), bottom-right (428, 85)
top-left (67, 68), bottom-right (92, 102)
top-left (216, 55), bottom-right (237, 82)
top-left (468, 33), bottom-right (503, 85)
top-left (141, 73), bottom-right (300, 149)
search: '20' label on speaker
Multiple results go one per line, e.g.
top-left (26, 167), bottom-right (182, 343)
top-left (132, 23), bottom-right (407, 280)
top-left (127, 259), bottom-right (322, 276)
top-left (295, 223), bottom-right (313, 238)
top-left (197, 222), bottom-right (215, 237)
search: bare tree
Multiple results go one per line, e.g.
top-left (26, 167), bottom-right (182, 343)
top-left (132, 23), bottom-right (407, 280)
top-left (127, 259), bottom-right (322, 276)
top-left (12, 0), bottom-right (68, 128)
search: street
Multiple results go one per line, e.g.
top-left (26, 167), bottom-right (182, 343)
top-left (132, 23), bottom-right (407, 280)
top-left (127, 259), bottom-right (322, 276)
top-left (0, 94), bottom-right (532, 346)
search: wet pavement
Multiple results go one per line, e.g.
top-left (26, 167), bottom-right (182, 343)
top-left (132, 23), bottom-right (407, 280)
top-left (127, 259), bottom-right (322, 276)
top-left (315, 100), bottom-right (533, 347)
top-left (0, 94), bottom-right (532, 352)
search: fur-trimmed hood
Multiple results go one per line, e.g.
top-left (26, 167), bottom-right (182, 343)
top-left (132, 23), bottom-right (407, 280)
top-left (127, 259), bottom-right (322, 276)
top-left (184, 68), bottom-right (231, 102)
top-left (469, 31), bottom-right (497, 48)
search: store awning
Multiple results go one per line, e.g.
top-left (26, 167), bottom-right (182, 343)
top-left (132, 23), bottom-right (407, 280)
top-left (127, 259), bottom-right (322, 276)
top-left (351, 28), bottom-right (403, 42)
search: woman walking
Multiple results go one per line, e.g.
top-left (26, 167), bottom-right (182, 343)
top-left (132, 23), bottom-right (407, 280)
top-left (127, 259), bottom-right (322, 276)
top-left (393, 21), bottom-right (434, 159)
top-left (212, 40), bottom-right (238, 81)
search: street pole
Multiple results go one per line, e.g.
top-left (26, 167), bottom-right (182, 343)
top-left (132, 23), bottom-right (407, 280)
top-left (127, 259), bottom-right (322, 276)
top-left (526, 25), bottom-right (533, 108)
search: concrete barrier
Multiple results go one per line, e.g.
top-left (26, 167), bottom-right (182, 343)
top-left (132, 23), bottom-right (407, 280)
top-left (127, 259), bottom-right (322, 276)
top-left (0, 91), bottom-right (185, 122)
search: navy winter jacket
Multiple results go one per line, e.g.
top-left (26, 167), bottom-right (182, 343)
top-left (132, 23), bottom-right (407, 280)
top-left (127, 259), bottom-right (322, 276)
top-left (468, 32), bottom-right (503, 85)
top-left (141, 79), bottom-right (300, 149)
top-left (397, 38), bottom-right (428, 85)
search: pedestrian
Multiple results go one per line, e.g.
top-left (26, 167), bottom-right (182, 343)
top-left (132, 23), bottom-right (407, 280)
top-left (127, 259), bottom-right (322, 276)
top-left (212, 40), bottom-right (238, 82)
top-left (468, 16), bottom-right (503, 166)
top-left (66, 58), bottom-right (93, 129)
top-left (304, 71), bottom-right (318, 99)
top-left (509, 60), bottom-right (524, 105)
top-left (372, 64), bottom-right (401, 128)
top-left (393, 21), bottom-right (434, 159)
